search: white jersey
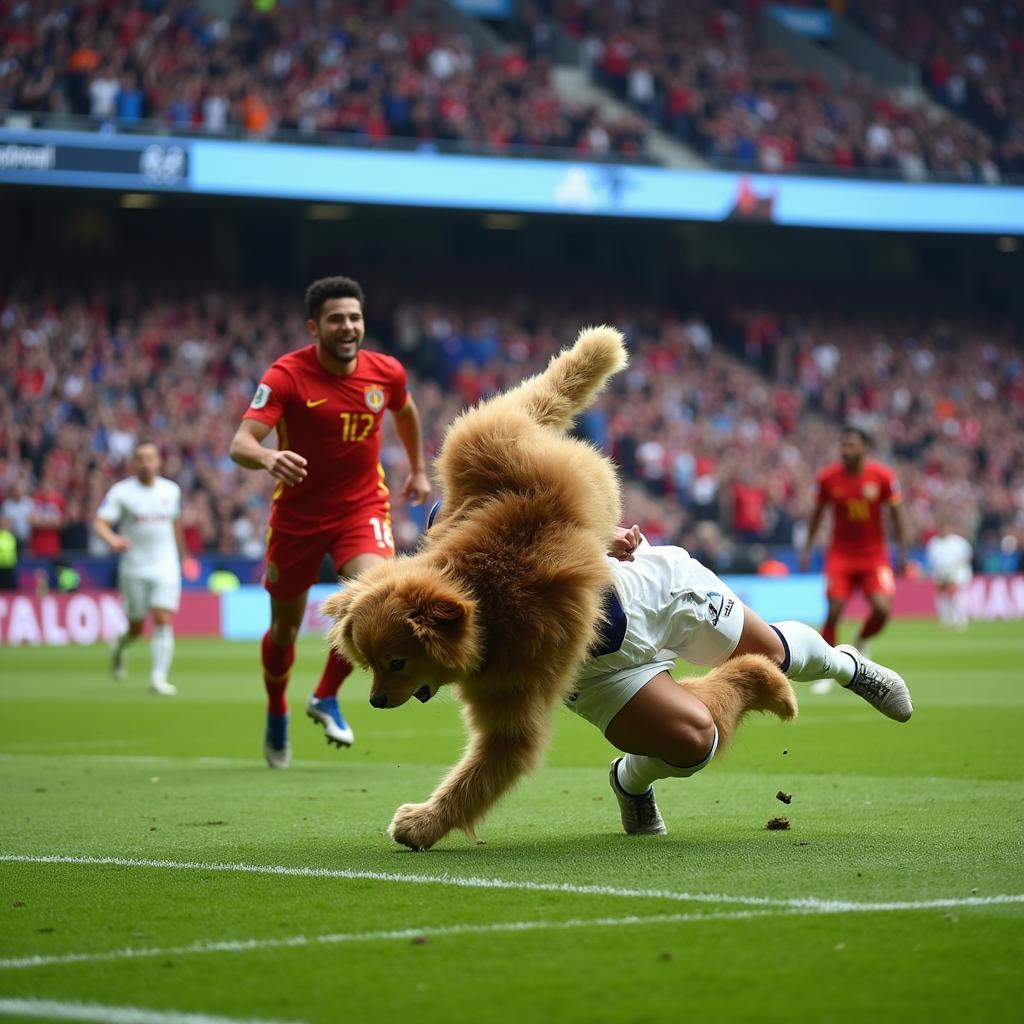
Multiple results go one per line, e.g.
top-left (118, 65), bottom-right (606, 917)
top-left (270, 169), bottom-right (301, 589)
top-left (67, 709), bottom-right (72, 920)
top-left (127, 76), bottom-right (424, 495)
top-left (96, 476), bottom-right (182, 582)
top-left (925, 533), bottom-right (973, 586)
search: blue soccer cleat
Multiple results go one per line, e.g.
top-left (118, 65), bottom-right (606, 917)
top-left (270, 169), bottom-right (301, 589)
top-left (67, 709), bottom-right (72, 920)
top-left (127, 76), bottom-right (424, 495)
top-left (264, 713), bottom-right (291, 769)
top-left (305, 694), bottom-right (355, 748)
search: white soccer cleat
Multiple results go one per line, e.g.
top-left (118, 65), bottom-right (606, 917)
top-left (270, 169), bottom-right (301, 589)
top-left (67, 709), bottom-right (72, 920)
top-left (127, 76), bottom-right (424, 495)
top-left (110, 642), bottom-right (126, 683)
top-left (609, 759), bottom-right (667, 836)
top-left (149, 677), bottom-right (178, 696)
top-left (836, 644), bottom-right (913, 723)
top-left (305, 695), bottom-right (355, 748)
top-left (809, 679), bottom-right (835, 695)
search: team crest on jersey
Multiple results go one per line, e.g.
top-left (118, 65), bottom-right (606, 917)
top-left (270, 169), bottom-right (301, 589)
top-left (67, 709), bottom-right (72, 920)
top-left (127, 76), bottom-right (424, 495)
top-left (250, 383), bottom-right (271, 410)
top-left (364, 386), bottom-right (385, 413)
top-left (863, 482), bottom-right (879, 501)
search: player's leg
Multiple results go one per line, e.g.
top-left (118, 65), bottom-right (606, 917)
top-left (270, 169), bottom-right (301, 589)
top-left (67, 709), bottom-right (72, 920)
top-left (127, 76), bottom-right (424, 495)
top-left (857, 565), bottom-right (895, 648)
top-left (603, 670), bottom-right (718, 835)
top-left (951, 579), bottom-right (970, 631)
top-left (148, 606), bottom-right (177, 696)
top-left (261, 530), bottom-right (326, 768)
top-left (304, 517), bottom-right (395, 748)
top-left (111, 575), bottom-right (147, 682)
top-left (147, 576), bottom-right (181, 696)
top-left (935, 581), bottom-right (952, 627)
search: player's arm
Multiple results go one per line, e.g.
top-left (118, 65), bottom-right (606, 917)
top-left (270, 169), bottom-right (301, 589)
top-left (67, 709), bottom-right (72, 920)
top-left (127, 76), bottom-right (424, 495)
top-left (888, 500), bottom-right (910, 575)
top-left (93, 514), bottom-right (130, 554)
top-left (228, 419), bottom-right (307, 486)
top-left (390, 397), bottom-right (431, 506)
top-left (799, 498), bottom-right (828, 572)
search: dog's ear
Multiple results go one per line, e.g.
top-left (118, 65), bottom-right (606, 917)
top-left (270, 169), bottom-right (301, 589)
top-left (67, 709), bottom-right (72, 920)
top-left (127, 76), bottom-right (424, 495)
top-left (321, 588), bottom-right (362, 665)
top-left (405, 593), bottom-right (481, 671)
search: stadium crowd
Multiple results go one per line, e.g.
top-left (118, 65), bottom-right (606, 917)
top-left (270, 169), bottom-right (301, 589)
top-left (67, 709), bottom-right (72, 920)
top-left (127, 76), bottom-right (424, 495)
top-left (0, 0), bottom-right (646, 157)
top-left (554, 0), bottom-right (1003, 179)
top-left (2, 280), bottom-right (1022, 577)
top-left (847, 0), bottom-right (1024, 174)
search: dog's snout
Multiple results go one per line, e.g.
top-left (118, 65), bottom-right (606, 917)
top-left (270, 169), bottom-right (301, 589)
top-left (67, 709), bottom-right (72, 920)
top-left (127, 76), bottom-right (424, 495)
top-left (369, 693), bottom-right (389, 709)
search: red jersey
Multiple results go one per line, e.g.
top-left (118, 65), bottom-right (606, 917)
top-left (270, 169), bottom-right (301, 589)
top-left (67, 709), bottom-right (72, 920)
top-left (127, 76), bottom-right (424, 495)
top-left (816, 459), bottom-right (901, 564)
top-left (244, 345), bottom-right (408, 536)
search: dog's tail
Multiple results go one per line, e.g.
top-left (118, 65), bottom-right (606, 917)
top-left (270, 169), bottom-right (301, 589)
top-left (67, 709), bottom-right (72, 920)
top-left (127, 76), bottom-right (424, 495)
top-left (677, 654), bottom-right (798, 752)
top-left (506, 324), bottom-right (627, 431)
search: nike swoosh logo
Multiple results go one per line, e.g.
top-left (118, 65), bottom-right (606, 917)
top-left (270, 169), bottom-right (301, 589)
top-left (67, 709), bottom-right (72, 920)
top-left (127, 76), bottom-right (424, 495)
top-left (305, 398), bottom-right (327, 408)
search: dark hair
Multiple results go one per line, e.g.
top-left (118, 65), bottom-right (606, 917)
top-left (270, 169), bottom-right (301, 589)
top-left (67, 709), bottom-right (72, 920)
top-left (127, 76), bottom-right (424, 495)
top-left (305, 276), bottom-right (365, 321)
top-left (840, 424), bottom-right (872, 446)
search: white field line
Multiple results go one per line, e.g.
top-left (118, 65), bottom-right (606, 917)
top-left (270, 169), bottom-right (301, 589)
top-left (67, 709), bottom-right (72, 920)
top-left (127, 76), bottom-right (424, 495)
top-left (0, 998), bottom-right (306, 1024)
top-left (0, 910), bottom-right (782, 971)
top-left (3, 853), bottom-right (1022, 916)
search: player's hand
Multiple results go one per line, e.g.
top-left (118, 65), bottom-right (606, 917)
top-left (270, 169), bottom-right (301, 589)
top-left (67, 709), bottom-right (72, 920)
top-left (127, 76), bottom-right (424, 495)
top-left (109, 536), bottom-right (132, 554)
top-left (404, 470), bottom-right (431, 507)
top-left (609, 524), bottom-right (642, 561)
top-left (182, 557), bottom-right (200, 582)
top-left (264, 449), bottom-right (307, 486)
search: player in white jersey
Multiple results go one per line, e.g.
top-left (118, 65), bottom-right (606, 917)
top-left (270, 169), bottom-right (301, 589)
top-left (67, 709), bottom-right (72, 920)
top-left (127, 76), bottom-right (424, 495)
top-left (93, 442), bottom-right (186, 696)
top-left (566, 526), bottom-right (914, 836)
top-left (925, 522), bottom-right (973, 631)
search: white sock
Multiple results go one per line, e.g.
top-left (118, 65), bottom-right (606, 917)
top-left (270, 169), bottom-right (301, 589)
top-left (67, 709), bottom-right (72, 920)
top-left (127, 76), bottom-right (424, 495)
top-left (151, 624), bottom-right (175, 683)
top-left (936, 594), bottom-right (951, 626)
top-left (615, 725), bottom-right (719, 795)
top-left (770, 621), bottom-right (856, 686)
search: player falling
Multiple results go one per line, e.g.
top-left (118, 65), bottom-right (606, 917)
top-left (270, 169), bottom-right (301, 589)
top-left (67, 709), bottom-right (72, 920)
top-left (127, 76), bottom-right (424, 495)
top-left (800, 426), bottom-right (910, 690)
top-left (229, 276), bottom-right (430, 768)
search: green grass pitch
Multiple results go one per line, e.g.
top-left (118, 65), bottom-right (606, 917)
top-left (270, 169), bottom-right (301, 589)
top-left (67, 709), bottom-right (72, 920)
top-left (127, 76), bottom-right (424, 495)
top-left (1, 620), bottom-right (1022, 1024)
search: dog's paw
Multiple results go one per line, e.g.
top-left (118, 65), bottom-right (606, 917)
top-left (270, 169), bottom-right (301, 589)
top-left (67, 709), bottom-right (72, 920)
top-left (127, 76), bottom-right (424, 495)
top-left (388, 802), bottom-right (450, 851)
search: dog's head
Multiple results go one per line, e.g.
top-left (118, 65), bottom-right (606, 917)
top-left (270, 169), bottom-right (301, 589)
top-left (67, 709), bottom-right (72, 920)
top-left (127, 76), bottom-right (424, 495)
top-left (321, 562), bottom-right (482, 709)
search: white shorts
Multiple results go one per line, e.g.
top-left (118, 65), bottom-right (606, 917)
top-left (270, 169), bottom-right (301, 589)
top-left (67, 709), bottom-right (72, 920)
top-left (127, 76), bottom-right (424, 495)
top-left (120, 574), bottom-right (181, 621)
top-left (565, 544), bottom-right (744, 734)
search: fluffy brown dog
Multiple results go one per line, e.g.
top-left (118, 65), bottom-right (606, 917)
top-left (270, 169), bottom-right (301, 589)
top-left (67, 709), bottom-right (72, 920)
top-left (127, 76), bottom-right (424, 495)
top-left (323, 326), bottom-right (795, 851)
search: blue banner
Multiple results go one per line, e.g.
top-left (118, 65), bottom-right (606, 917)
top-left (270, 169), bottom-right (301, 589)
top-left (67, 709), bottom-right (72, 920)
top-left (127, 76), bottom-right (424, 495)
top-left (769, 4), bottom-right (835, 40)
top-left (3, 128), bottom-right (1022, 234)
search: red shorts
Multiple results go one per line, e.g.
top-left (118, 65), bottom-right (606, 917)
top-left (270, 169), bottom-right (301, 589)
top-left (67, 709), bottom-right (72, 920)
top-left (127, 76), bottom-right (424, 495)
top-left (825, 559), bottom-right (895, 602)
top-left (264, 507), bottom-right (395, 601)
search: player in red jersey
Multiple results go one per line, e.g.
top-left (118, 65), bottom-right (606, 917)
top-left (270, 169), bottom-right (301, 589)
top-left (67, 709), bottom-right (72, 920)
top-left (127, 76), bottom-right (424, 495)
top-left (800, 426), bottom-right (910, 659)
top-left (229, 276), bottom-right (430, 768)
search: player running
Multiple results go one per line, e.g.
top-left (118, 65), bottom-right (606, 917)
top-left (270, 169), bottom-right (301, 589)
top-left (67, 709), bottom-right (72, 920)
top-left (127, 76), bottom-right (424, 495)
top-left (800, 426), bottom-right (910, 687)
top-left (94, 441), bottom-right (188, 696)
top-left (229, 276), bottom-right (430, 768)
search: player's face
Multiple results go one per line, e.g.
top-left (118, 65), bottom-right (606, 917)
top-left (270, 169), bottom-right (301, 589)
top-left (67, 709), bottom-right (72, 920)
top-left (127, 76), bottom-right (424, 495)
top-left (839, 433), bottom-right (865, 469)
top-left (134, 445), bottom-right (160, 482)
top-left (310, 297), bottom-right (365, 367)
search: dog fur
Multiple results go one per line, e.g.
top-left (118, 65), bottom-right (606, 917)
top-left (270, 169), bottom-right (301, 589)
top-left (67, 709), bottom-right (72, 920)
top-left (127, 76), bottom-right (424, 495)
top-left (323, 326), bottom-right (796, 850)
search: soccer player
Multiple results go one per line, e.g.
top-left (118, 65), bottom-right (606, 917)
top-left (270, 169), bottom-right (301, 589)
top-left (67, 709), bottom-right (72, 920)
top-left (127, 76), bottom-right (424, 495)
top-left (926, 520), bottom-right (973, 631)
top-left (94, 441), bottom-right (187, 696)
top-left (229, 275), bottom-right (430, 768)
top-left (800, 426), bottom-right (910, 671)
top-left (569, 525), bottom-right (914, 835)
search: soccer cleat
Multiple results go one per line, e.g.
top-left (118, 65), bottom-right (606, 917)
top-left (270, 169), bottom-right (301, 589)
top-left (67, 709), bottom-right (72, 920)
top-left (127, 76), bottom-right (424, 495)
top-left (110, 641), bottom-right (126, 683)
top-left (836, 644), bottom-right (913, 723)
top-left (609, 758), bottom-right (667, 836)
top-left (305, 695), bottom-right (355, 748)
top-left (148, 677), bottom-right (177, 696)
top-left (264, 713), bottom-right (291, 769)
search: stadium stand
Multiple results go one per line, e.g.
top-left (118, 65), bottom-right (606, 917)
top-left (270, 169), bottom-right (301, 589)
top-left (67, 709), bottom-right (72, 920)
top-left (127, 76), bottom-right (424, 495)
top-left (554, 0), bottom-right (1004, 179)
top-left (0, 0), bottom-right (647, 157)
top-left (2, 277), bottom-right (1021, 577)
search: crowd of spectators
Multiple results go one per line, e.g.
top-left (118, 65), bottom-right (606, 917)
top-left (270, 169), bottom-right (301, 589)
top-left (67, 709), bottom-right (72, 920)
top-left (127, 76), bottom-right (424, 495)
top-left (0, 0), bottom-right (647, 157)
top-left (554, 0), bottom-right (1003, 180)
top-left (3, 279), bottom-right (1022, 584)
top-left (847, 0), bottom-right (1024, 175)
